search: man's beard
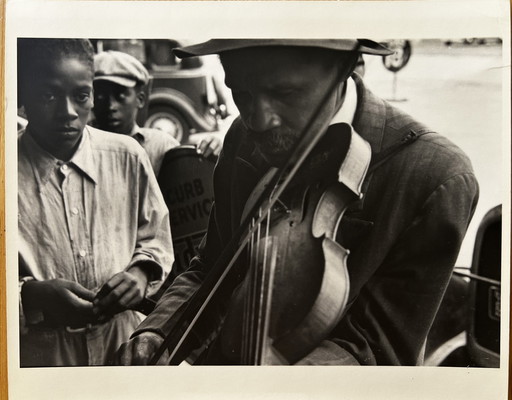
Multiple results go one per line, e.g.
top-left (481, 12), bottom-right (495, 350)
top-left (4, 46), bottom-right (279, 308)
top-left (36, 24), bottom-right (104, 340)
top-left (247, 126), bottom-right (298, 166)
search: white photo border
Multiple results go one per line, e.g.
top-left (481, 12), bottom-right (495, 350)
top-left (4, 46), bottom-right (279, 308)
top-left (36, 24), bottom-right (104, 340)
top-left (5, 1), bottom-right (511, 399)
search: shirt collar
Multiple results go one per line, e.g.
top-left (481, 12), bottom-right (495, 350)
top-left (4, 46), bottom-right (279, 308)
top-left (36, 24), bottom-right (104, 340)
top-left (330, 76), bottom-right (358, 126)
top-left (70, 127), bottom-right (98, 184)
top-left (23, 126), bottom-right (98, 188)
top-left (130, 124), bottom-right (145, 145)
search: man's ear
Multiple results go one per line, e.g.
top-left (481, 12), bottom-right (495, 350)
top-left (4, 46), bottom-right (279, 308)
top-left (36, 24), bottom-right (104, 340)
top-left (136, 89), bottom-right (146, 110)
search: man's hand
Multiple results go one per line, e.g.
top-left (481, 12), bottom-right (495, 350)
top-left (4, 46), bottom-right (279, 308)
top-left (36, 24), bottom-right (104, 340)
top-left (21, 279), bottom-right (97, 327)
top-left (196, 136), bottom-right (222, 159)
top-left (116, 332), bottom-right (167, 365)
top-left (93, 266), bottom-right (148, 318)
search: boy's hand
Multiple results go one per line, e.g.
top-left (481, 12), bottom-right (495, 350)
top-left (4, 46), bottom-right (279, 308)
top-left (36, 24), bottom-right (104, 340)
top-left (93, 266), bottom-right (149, 318)
top-left (22, 279), bottom-right (97, 327)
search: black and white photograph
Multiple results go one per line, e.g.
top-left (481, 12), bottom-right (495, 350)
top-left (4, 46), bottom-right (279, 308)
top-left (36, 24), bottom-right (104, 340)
top-left (4, 1), bottom-right (510, 399)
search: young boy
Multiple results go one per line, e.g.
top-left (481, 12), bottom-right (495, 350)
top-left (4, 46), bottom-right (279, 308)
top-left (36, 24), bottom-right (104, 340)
top-left (17, 38), bottom-right (174, 366)
top-left (93, 50), bottom-right (222, 175)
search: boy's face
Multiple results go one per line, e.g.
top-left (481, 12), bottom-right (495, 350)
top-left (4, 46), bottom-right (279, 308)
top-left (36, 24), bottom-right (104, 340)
top-left (22, 55), bottom-right (94, 160)
top-left (93, 81), bottom-right (144, 135)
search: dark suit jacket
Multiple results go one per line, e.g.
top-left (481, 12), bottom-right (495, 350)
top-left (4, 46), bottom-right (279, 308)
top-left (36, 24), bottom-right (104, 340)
top-left (135, 74), bottom-right (479, 365)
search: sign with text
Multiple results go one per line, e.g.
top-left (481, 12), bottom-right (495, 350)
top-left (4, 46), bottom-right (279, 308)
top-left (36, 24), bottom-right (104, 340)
top-left (158, 146), bottom-right (216, 277)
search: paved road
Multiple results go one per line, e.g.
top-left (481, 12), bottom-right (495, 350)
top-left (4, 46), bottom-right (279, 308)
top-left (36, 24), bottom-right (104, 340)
top-left (363, 39), bottom-right (504, 267)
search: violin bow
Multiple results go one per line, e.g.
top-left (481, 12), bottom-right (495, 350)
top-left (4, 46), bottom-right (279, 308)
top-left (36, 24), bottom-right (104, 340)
top-left (150, 48), bottom-right (360, 365)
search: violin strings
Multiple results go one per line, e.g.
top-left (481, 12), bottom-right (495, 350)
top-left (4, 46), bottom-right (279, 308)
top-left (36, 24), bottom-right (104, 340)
top-left (243, 209), bottom-right (262, 364)
top-left (256, 205), bottom-right (273, 364)
top-left (250, 217), bottom-right (259, 363)
top-left (243, 216), bottom-right (257, 364)
top-left (249, 216), bottom-right (257, 364)
top-left (261, 221), bottom-right (278, 364)
top-left (241, 218), bottom-right (252, 363)
top-left (254, 209), bottom-right (267, 364)
top-left (252, 208), bottom-right (263, 364)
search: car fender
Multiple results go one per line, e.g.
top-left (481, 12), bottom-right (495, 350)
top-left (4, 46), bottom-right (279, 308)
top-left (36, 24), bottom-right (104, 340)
top-left (148, 88), bottom-right (216, 132)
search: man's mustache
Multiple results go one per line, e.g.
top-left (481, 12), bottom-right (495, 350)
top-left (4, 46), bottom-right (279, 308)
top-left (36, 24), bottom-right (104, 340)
top-left (246, 127), bottom-right (293, 143)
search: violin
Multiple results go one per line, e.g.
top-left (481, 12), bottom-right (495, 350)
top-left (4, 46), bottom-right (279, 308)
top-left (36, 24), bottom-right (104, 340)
top-left (218, 125), bottom-right (371, 364)
top-left (149, 55), bottom-right (372, 365)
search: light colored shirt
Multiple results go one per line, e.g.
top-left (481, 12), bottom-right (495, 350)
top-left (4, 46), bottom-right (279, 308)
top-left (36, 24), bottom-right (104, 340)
top-left (131, 125), bottom-right (180, 175)
top-left (330, 76), bottom-right (358, 126)
top-left (18, 125), bottom-right (174, 366)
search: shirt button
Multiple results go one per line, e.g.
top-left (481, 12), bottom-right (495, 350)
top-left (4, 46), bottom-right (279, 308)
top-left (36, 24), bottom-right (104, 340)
top-left (79, 250), bottom-right (87, 257)
top-left (61, 164), bottom-right (68, 171)
top-left (71, 207), bottom-right (79, 215)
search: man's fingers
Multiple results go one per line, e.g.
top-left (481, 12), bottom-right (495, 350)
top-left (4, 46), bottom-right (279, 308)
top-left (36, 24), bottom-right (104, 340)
top-left (94, 278), bottom-right (131, 312)
top-left (201, 139), bottom-right (214, 158)
top-left (116, 286), bottom-right (141, 309)
top-left (116, 333), bottom-right (164, 365)
top-left (197, 139), bottom-right (210, 155)
top-left (94, 271), bottom-right (146, 314)
top-left (210, 137), bottom-right (222, 156)
top-left (116, 341), bottom-right (134, 365)
top-left (197, 137), bottom-right (222, 158)
top-left (67, 281), bottom-right (96, 302)
top-left (63, 290), bottom-right (96, 323)
top-left (94, 273), bottom-right (124, 300)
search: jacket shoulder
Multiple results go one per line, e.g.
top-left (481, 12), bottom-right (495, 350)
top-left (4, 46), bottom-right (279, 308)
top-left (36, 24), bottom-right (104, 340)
top-left (222, 117), bottom-right (248, 153)
top-left (380, 101), bottom-right (474, 177)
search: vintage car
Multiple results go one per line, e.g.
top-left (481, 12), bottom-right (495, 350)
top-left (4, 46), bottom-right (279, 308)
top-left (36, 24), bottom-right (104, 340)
top-left (91, 39), bottom-right (229, 143)
top-left (425, 205), bottom-right (501, 367)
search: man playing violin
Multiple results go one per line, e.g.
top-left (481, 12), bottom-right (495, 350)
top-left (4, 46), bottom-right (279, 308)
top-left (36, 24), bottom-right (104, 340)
top-left (117, 39), bottom-right (479, 365)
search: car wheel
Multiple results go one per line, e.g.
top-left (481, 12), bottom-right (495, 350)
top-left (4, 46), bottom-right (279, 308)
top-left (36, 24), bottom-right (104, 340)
top-left (145, 106), bottom-right (189, 143)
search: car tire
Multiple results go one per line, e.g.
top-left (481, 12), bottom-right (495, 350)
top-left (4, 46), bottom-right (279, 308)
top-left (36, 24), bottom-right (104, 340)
top-left (145, 105), bottom-right (190, 143)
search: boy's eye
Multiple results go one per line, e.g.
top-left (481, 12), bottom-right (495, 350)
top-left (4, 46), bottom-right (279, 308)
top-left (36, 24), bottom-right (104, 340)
top-left (95, 92), bottom-right (106, 101)
top-left (75, 93), bottom-right (91, 103)
top-left (40, 92), bottom-right (56, 103)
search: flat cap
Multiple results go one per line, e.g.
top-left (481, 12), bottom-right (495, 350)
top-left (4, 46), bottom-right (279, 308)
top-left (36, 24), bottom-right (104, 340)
top-left (94, 50), bottom-right (149, 87)
top-left (173, 39), bottom-right (393, 58)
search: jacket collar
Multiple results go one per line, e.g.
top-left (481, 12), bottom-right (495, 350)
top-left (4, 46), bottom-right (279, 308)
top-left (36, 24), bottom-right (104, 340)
top-left (351, 72), bottom-right (386, 156)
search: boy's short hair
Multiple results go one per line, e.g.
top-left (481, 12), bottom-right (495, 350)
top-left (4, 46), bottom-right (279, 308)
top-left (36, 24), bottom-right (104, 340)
top-left (18, 38), bottom-right (95, 106)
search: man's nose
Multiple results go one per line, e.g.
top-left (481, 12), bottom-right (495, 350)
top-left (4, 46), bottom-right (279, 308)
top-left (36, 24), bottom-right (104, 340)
top-left (245, 97), bottom-right (281, 132)
top-left (57, 97), bottom-right (79, 120)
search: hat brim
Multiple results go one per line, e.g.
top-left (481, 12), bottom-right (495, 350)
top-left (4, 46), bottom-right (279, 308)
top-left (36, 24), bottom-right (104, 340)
top-left (173, 39), bottom-right (393, 58)
top-left (93, 75), bottom-right (137, 88)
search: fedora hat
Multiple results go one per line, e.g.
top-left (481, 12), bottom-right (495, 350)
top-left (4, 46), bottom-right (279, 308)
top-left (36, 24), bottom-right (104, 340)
top-left (173, 39), bottom-right (393, 58)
